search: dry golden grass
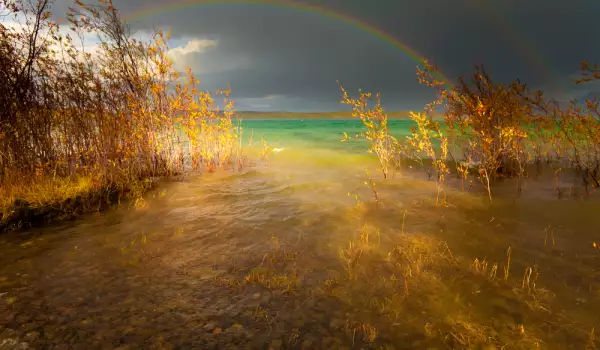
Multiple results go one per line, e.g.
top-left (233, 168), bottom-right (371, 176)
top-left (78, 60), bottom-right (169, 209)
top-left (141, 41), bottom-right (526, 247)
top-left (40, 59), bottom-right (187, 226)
top-left (242, 235), bottom-right (301, 293)
top-left (244, 266), bottom-right (298, 293)
top-left (0, 175), bottom-right (97, 211)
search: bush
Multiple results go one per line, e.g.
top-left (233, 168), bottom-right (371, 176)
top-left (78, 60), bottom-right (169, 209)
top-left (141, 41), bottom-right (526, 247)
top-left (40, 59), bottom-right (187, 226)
top-left (0, 0), bottom-right (246, 217)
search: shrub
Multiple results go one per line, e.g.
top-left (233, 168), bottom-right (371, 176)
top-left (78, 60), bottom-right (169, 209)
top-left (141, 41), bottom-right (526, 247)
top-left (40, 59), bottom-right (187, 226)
top-left (0, 0), bottom-right (246, 212)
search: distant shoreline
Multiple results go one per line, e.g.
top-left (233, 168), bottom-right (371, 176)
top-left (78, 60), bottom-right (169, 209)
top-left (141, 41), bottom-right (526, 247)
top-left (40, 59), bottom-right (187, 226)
top-left (235, 111), bottom-right (444, 120)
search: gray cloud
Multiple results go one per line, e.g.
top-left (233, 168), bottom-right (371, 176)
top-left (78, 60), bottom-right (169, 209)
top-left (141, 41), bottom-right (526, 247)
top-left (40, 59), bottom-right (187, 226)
top-left (47, 0), bottom-right (599, 111)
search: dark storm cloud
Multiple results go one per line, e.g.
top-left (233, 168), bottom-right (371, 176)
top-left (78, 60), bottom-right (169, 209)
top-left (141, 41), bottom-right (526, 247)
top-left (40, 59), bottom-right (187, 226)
top-left (48, 0), bottom-right (600, 111)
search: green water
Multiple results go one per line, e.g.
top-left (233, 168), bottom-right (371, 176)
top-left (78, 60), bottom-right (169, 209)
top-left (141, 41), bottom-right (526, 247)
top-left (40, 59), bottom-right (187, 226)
top-left (240, 119), bottom-right (415, 152)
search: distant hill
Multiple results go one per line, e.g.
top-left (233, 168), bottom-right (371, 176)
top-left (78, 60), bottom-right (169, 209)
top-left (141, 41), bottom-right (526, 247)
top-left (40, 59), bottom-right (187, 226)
top-left (235, 111), bottom-right (444, 120)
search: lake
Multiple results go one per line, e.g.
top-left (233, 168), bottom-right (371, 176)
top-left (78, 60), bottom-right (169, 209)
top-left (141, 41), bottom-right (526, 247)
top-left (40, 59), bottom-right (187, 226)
top-left (0, 119), bottom-right (599, 349)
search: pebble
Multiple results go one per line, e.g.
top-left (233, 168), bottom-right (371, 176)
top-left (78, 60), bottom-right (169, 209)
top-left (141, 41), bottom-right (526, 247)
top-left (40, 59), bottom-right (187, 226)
top-left (0, 314), bottom-right (15, 324)
top-left (0, 338), bottom-right (31, 350)
top-left (20, 323), bottom-right (36, 333)
top-left (301, 337), bottom-right (314, 349)
top-left (321, 337), bottom-right (335, 347)
top-left (71, 342), bottom-right (88, 350)
top-left (312, 312), bottom-right (325, 320)
top-left (269, 339), bottom-right (283, 350)
top-left (15, 315), bottom-right (31, 324)
top-left (251, 293), bottom-right (261, 300)
top-left (203, 322), bottom-right (218, 332)
top-left (329, 318), bottom-right (344, 330)
top-left (24, 331), bottom-right (39, 342)
top-left (260, 295), bottom-right (271, 305)
top-left (226, 324), bottom-right (245, 336)
top-left (292, 318), bottom-right (305, 328)
top-left (410, 340), bottom-right (423, 348)
top-left (43, 327), bottom-right (56, 340)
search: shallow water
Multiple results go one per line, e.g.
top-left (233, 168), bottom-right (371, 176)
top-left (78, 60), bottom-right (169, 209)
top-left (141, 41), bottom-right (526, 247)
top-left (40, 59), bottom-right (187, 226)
top-left (1, 120), bottom-right (600, 349)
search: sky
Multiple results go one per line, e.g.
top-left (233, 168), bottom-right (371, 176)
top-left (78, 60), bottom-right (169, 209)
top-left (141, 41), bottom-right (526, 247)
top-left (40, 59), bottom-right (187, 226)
top-left (41, 0), bottom-right (600, 111)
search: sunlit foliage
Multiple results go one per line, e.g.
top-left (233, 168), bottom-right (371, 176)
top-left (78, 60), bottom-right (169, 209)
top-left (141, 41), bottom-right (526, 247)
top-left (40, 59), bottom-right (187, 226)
top-left (341, 58), bottom-right (600, 203)
top-left (407, 111), bottom-right (449, 206)
top-left (0, 0), bottom-right (245, 211)
top-left (338, 82), bottom-right (402, 179)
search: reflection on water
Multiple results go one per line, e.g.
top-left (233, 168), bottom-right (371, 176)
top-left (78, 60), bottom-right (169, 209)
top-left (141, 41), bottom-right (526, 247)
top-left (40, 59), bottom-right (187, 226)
top-left (1, 140), bottom-right (600, 349)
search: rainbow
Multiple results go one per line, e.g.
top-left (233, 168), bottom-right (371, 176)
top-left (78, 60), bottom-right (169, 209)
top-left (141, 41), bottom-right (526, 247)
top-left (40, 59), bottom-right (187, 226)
top-left (123, 0), bottom-right (454, 89)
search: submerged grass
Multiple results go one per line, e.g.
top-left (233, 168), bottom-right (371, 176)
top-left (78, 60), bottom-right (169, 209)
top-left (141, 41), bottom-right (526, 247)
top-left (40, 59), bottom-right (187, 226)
top-left (221, 174), bottom-right (600, 348)
top-left (329, 222), bottom-right (578, 348)
top-left (228, 185), bottom-right (573, 347)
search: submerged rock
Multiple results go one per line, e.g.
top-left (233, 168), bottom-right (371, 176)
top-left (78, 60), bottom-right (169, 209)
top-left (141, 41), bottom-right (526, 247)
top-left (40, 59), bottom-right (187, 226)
top-left (329, 318), bottom-right (344, 330)
top-left (0, 328), bottom-right (30, 350)
top-left (300, 337), bottom-right (314, 349)
top-left (269, 339), bottom-right (283, 350)
top-left (260, 294), bottom-right (271, 305)
top-left (0, 338), bottom-right (30, 350)
top-left (203, 322), bottom-right (218, 332)
top-left (226, 324), bottom-right (245, 336)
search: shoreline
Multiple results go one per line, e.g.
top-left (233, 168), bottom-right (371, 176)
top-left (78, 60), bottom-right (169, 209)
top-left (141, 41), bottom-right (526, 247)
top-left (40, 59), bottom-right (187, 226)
top-left (236, 112), bottom-right (444, 120)
top-left (237, 117), bottom-right (445, 121)
top-left (238, 117), bottom-right (434, 120)
top-left (0, 178), bottom-right (158, 234)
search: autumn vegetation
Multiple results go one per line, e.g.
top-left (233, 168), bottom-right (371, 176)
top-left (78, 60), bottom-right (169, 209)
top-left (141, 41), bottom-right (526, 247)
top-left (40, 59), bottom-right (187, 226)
top-left (0, 0), bottom-right (247, 230)
top-left (335, 60), bottom-right (600, 349)
top-left (1, 0), bottom-right (598, 232)
top-left (340, 60), bottom-right (600, 204)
